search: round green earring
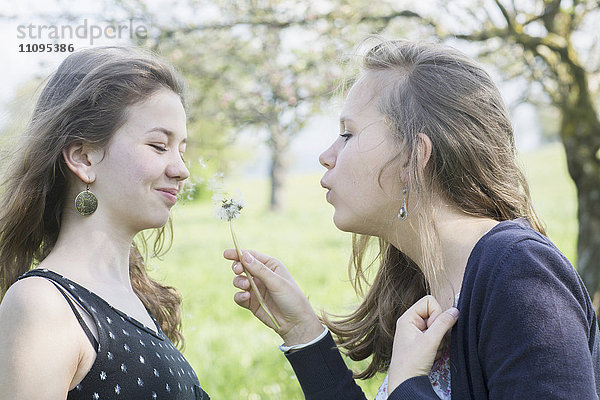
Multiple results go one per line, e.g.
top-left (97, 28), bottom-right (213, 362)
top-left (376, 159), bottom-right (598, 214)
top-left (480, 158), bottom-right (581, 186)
top-left (75, 182), bottom-right (98, 216)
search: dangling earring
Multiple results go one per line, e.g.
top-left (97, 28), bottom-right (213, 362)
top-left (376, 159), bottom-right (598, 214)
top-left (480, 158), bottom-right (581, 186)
top-left (397, 186), bottom-right (408, 221)
top-left (75, 181), bottom-right (98, 216)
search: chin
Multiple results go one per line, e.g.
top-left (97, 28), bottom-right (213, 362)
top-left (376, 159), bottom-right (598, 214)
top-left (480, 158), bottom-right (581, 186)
top-left (136, 213), bottom-right (171, 231)
top-left (332, 212), bottom-right (381, 236)
top-left (152, 215), bottom-right (171, 229)
top-left (332, 213), bottom-right (360, 234)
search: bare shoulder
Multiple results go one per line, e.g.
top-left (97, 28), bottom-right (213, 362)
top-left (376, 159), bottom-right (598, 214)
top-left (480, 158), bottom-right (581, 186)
top-left (0, 276), bottom-right (73, 321)
top-left (0, 276), bottom-right (83, 398)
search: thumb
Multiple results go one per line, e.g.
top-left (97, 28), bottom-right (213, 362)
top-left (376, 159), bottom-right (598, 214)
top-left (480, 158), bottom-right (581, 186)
top-left (425, 307), bottom-right (459, 342)
top-left (241, 251), bottom-right (280, 288)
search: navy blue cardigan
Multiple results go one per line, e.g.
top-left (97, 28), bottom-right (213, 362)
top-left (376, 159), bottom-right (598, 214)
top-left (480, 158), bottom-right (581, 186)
top-left (286, 220), bottom-right (600, 399)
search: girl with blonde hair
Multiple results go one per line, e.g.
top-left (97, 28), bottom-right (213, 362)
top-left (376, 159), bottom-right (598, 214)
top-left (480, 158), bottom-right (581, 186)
top-left (225, 39), bottom-right (599, 399)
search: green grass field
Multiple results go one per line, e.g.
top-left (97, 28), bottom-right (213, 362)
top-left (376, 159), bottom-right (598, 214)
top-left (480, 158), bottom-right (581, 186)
top-left (152, 142), bottom-right (577, 399)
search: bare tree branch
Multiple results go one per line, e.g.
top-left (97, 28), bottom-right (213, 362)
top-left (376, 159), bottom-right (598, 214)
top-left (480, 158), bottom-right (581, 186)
top-left (494, 0), bottom-right (515, 31)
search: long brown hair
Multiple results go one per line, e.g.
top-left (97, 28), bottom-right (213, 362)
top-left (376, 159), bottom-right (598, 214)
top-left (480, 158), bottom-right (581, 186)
top-left (0, 46), bottom-right (186, 346)
top-left (323, 39), bottom-right (545, 379)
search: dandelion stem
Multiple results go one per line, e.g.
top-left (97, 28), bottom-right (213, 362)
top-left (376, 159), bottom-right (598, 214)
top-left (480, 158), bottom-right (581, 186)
top-left (229, 220), bottom-right (281, 330)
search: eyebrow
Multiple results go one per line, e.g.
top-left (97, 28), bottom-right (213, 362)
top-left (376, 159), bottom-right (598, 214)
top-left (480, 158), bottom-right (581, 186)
top-left (146, 127), bottom-right (187, 144)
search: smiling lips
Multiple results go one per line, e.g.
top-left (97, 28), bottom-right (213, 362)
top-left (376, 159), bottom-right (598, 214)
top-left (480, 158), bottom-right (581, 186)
top-left (157, 187), bottom-right (178, 203)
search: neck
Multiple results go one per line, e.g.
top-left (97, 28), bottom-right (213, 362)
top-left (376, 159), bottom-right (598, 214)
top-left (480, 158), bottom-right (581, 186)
top-left (385, 204), bottom-right (498, 309)
top-left (39, 211), bottom-right (136, 289)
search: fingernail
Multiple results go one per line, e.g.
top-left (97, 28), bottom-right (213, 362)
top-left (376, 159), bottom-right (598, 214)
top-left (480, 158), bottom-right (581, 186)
top-left (242, 252), bottom-right (254, 263)
top-left (448, 307), bottom-right (459, 318)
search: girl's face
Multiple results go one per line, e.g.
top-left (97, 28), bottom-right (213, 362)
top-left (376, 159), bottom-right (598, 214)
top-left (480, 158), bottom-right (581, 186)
top-left (319, 73), bottom-right (404, 236)
top-left (92, 89), bottom-right (189, 234)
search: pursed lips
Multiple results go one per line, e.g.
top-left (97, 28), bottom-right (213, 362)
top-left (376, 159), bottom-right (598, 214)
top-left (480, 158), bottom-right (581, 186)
top-left (320, 178), bottom-right (332, 202)
top-left (320, 176), bottom-right (330, 191)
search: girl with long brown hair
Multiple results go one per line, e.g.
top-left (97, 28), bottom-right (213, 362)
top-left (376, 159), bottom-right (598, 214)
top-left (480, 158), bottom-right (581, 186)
top-left (0, 47), bottom-right (210, 399)
top-left (225, 39), bottom-right (599, 399)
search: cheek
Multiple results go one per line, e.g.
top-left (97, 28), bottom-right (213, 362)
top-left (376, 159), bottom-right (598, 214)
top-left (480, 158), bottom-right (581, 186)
top-left (353, 161), bottom-right (399, 212)
top-left (378, 166), bottom-right (404, 199)
top-left (109, 148), bottom-right (158, 183)
top-left (333, 148), bottom-right (361, 183)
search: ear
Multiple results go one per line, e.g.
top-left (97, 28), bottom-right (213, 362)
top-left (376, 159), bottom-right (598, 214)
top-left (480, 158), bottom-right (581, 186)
top-left (416, 133), bottom-right (433, 171)
top-left (62, 141), bottom-right (97, 184)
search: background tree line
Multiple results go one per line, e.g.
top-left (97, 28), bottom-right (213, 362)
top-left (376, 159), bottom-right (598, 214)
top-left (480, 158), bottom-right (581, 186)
top-left (4, 0), bottom-right (600, 311)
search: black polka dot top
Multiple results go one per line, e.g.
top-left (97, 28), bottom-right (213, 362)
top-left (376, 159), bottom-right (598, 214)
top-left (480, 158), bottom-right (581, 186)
top-left (18, 269), bottom-right (210, 400)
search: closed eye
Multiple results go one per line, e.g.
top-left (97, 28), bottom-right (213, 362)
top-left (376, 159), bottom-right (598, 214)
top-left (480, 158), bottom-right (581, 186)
top-left (150, 144), bottom-right (167, 152)
top-left (340, 131), bottom-right (352, 141)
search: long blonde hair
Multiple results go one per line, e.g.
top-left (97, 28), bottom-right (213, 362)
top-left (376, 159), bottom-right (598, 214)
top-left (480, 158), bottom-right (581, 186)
top-left (323, 39), bottom-right (545, 379)
top-left (0, 47), bottom-right (186, 346)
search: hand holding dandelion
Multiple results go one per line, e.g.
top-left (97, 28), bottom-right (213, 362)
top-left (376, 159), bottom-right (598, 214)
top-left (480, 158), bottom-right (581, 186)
top-left (215, 195), bottom-right (281, 330)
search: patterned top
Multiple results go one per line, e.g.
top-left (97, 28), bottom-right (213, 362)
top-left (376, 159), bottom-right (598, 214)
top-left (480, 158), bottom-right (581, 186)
top-left (18, 269), bottom-right (209, 400)
top-left (375, 293), bottom-right (460, 400)
top-left (374, 352), bottom-right (451, 400)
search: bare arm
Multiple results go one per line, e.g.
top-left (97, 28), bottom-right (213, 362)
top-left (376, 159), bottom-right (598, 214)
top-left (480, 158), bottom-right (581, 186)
top-left (0, 278), bottom-right (88, 400)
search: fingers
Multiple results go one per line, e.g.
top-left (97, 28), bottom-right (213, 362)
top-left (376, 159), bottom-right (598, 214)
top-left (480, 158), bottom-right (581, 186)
top-left (223, 248), bottom-right (239, 261)
top-left (415, 295), bottom-right (442, 319)
top-left (233, 274), bottom-right (250, 290)
top-left (232, 272), bottom-right (262, 312)
top-left (238, 252), bottom-right (279, 288)
top-left (387, 295), bottom-right (459, 392)
top-left (223, 248), bottom-right (278, 264)
top-left (227, 249), bottom-right (270, 277)
top-left (425, 297), bottom-right (445, 329)
top-left (424, 307), bottom-right (459, 344)
top-left (233, 290), bottom-right (251, 308)
top-left (226, 248), bottom-right (296, 283)
top-left (397, 295), bottom-right (459, 340)
top-left (231, 261), bottom-right (244, 276)
top-left (228, 247), bottom-right (289, 298)
top-left (401, 295), bottom-right (443, 329)
top-left (229, 250), bottom-right (283, 293)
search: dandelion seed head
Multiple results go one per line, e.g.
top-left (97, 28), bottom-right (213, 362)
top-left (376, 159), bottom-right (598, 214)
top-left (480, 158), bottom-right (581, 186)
top-left (215, 197), bottom-right (245, 221)
top-left (209, 172), bottom-right (245, 221)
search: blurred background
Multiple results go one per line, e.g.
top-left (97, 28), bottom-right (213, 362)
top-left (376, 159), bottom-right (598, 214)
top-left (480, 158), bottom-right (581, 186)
top-left (1, 1), bottom-right (599, 398)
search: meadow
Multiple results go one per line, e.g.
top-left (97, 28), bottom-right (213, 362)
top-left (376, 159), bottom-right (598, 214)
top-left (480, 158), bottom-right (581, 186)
top-left (152, 142), bottom-right (577, 399)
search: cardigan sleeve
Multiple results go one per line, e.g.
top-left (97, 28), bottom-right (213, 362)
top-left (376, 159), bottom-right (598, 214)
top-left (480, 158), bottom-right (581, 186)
top-left (284, 332), bottom-right (367, 400)
top-left (388, 376), bottom-right (441, 399)
top-left (477, 237), bottom-right (599, 399)
top-left (285, 332), bottom-right (443, 400)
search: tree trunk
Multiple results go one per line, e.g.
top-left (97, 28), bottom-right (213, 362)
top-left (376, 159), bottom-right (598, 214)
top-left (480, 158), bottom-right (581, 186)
top-left (268, 124), bottom-right (289, 212)
top-left (575, 171), bottom-right (600, 311)
top-left (269, 146), bottom-right (286, 212)
top-left (561, 104), bottom-right (600, 313)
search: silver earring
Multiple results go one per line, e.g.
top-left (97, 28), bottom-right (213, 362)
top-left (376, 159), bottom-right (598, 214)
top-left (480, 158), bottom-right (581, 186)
top-left (397, 187), bottom-right (408, 221)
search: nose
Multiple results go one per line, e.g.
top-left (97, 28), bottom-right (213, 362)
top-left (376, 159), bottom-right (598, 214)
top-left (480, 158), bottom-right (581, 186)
top-left (319, 142), bottom-right (337, 170)
top-left (167, 154), bottom-right (190, 182)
